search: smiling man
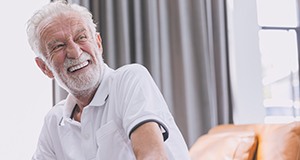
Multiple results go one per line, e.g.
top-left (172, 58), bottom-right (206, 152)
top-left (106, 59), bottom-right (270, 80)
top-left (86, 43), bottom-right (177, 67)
top-left (27, 1), bottom-right (190, 160)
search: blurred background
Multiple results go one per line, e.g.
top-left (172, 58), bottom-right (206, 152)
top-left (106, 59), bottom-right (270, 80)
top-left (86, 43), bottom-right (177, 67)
top-left (0, 0), bottom-right (51, 159)
top-left (1, 0), bottom-right (299, 159)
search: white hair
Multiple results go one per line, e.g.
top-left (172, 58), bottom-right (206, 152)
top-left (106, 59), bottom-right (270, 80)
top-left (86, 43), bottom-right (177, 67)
top-left (26, 0), bottom-right (97, 58)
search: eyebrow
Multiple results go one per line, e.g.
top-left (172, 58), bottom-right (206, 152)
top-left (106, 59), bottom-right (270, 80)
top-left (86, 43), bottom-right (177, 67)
top-left (75, 28), bottom-right (87, 35)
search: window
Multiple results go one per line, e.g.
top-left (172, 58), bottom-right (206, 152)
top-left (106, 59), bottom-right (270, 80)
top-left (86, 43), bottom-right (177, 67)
top-left (256, 0), bottom-right (300, 123)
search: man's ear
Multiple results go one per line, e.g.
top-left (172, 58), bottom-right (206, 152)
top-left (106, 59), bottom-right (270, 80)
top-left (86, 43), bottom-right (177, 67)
top-left (96, 32), bottom-right (103, 50)
top-left (35, 57), bottom-right (54, 78)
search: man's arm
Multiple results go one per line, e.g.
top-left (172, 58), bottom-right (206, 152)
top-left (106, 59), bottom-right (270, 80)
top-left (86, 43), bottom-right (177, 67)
top-left (130, 122), bottom-right (168, 160)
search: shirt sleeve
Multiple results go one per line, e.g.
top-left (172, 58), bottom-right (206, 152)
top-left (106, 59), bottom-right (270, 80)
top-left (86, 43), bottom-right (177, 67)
top-left (115, 64), bottom-right (171, 141)
top-left (32, 119), bottom-right (56, 160)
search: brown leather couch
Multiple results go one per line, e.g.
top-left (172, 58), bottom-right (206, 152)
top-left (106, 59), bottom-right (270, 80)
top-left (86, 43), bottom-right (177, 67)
top-left (189, 122), bottom-right (300, 160)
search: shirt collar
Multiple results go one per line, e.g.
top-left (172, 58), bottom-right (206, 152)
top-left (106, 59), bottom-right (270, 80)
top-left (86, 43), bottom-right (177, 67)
top-left (89, 64), bottom-right (114, 106)
top-left (62, 64), bottom-right (114, 118)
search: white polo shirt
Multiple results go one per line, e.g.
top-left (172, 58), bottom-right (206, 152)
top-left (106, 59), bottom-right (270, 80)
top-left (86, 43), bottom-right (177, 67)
top-left (32, 64), bottom-right (190, 160)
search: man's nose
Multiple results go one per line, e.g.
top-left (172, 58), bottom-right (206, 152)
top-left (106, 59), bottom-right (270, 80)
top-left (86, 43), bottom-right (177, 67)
top-left (66, 40), bottom-right (82, 59)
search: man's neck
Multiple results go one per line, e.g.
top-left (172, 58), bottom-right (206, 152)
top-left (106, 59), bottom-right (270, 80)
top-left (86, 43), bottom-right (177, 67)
top-left (71, 86), bottom-right (98, 122)
top-left (71, 84), bottom-right (100, 111)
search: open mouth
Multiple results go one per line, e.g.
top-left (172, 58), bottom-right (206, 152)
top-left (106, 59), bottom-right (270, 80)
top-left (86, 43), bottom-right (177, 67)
top-left (68, 60), bottom-right (90, 73)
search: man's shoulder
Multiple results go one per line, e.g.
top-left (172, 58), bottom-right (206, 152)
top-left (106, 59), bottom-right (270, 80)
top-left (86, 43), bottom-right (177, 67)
top-left (115, 63), bottom-right (151, 78)
top-left (117, 63), bottom-right (148, 70)
top-left (44, 99), bottom-right (66, 120)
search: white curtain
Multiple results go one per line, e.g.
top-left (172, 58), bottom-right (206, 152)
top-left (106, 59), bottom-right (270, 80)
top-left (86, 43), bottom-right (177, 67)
top-left (54, 0), bottom-right (233, 147)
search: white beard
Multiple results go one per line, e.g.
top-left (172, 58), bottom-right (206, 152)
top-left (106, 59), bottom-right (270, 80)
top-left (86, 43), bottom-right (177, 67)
top-left (50, 52), bottom-right (104, 95)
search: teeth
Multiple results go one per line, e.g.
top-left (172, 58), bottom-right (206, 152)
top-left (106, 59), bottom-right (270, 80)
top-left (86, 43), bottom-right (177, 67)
top-left (68, 61), bottom-right (89, 72)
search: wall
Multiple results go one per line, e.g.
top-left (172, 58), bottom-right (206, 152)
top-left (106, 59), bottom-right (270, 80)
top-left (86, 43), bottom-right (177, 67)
top-left (0, 1), bottom-right (51, 159)
top-left (227, 0), bottom-right (266, 123)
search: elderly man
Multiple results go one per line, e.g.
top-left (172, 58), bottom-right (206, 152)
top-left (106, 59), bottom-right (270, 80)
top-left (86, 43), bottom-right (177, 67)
top-left (27, 1), bottom-right (190, 160)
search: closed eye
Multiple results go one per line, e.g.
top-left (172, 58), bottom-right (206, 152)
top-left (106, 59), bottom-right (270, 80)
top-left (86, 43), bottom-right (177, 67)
top-left (51, 43), bottom-right (65, 52)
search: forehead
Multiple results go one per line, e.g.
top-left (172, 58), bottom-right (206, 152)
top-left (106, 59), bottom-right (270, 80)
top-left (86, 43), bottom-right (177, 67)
top-left (38, 12), bottom-right (88, 41)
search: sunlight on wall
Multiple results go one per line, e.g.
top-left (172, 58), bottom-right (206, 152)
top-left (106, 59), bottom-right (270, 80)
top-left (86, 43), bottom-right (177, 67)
top-left (0, 1), bottom-right (51, 159)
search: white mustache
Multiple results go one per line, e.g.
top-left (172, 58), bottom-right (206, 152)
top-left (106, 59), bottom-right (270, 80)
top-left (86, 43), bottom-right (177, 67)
top-left (64, 52), bottom-right (91, 69)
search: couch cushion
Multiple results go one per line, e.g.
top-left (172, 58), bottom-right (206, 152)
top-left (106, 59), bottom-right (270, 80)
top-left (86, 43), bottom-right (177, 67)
top-left (208, 122), bottom-right (300, 160)
top-left (189, 131), bottom-right (257, 160)
top-left (256, 122), bottom-right (300, 160)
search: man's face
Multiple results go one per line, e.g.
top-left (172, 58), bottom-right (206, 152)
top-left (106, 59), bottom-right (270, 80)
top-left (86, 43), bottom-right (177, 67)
top-left (38, 12), bottom-right (103, 94)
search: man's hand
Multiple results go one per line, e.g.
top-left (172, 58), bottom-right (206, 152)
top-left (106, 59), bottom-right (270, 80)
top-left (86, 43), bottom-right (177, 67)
top-left (131, 122), bottom-right (168, 160)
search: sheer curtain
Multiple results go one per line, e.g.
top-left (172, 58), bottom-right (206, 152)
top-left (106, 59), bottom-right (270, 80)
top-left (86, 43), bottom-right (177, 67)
top-left (55, 0), bottom-right (233, 146)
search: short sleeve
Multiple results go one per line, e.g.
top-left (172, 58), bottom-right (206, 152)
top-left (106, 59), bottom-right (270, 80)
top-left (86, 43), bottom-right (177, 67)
top-left (114, 64), bottom-right (171, 140)
top-left (32, 119), bottom-right (56, 160)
